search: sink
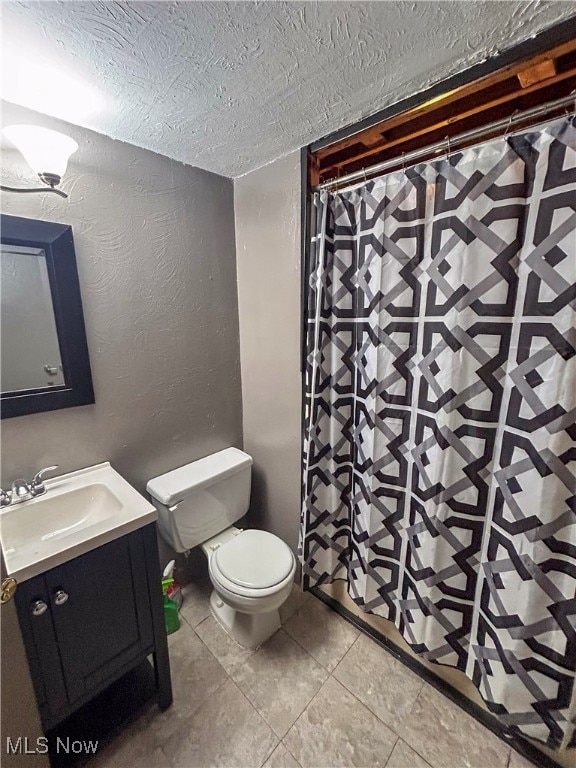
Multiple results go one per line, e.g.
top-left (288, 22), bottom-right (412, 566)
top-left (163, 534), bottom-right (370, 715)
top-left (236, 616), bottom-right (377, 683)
top-left (0, 462), bottom-right (157, 582)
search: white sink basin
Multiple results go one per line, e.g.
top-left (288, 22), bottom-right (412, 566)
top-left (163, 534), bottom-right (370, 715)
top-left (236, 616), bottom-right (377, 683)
top-left (0, 462), bottom-right (157, 582)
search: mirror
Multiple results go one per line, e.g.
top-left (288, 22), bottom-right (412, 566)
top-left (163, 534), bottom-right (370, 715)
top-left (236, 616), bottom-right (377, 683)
top-left (0, 215), bottom-right (94, 419)
top-left (1, 243), bottom-right (65, 391)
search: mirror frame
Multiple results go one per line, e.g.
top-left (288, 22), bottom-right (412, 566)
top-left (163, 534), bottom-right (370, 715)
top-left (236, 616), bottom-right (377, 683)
top-left (1, 214), bottom-right (95, 419)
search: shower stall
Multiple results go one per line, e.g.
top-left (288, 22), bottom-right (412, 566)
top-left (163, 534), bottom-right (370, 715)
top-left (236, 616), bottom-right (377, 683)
top-left (300, 111), bottom-right (576, 762)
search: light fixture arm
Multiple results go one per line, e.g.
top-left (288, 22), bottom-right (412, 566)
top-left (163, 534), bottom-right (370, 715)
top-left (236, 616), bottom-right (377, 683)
top-left (1, 125), bottom-right (78, 200)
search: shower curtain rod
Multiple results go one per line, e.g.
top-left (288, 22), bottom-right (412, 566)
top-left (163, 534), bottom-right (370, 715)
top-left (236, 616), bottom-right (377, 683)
top-left (315, 92), bottom-right (576, 191)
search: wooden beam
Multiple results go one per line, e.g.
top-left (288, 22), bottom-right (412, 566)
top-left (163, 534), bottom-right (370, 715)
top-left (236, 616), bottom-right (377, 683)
top-left (313, 38), bottom-right (576, 165)
top-left (314, 88), bottom-right (459, 160)
top-left (320, 67), bottom-right (576, 176)
top-left (360, 127), bottom-right (386, 147)
top-left (309, 153), bottom-right (321, 187)
top-left (518, 59), bottom-right (557, 88)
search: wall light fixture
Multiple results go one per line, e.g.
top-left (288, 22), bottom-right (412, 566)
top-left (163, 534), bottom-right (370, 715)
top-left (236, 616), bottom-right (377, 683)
top-left (1, 124), bottom-right (78, 198)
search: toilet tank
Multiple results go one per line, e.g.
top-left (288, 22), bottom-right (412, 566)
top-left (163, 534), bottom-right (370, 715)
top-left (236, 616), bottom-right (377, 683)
top-left (147, 448), bottom-right (253, 552)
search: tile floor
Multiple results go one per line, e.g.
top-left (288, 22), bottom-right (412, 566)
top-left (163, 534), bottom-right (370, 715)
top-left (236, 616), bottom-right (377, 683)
top-left (91, 579), bottom-right (536, 768)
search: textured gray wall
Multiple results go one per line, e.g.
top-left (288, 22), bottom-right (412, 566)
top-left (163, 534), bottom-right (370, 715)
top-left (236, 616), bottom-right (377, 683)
top-left (234, 152), bottom-right (302, 553)
top-left (0, 102), bottom-right (242, 495)
top-left (0, 102), bottom-right (242, 750)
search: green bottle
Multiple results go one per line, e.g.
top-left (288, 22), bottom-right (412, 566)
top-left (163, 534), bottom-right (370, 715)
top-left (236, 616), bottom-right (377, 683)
top-left (162, 578), bottom-right (180, 635)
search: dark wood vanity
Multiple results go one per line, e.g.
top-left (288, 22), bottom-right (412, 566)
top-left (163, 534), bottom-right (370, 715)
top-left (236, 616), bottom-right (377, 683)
top-left (14, 523), bottom-right (172, 733)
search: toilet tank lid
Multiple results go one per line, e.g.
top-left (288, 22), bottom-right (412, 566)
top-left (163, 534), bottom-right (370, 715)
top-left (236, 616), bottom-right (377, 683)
top-left (146, 448), bottom-right (253, 505)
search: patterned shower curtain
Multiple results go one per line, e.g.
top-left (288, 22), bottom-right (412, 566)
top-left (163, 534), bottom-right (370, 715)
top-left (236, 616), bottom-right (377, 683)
top-left (300, 116), bottom-right (576, 749)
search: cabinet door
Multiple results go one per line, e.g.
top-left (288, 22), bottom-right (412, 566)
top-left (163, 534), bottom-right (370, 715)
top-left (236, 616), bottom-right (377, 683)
top-left (44, 532), bottom-right (154, 704)
top-left (15, 574), bottom-right (68, 725)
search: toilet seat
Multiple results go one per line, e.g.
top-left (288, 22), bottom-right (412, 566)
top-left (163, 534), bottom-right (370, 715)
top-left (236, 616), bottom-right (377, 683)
top-left (210, 529), bottom-right (295, 598)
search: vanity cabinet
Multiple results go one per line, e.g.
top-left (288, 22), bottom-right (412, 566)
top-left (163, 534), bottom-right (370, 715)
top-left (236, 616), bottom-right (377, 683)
top-left (15, 524), bottom-right (172, 731)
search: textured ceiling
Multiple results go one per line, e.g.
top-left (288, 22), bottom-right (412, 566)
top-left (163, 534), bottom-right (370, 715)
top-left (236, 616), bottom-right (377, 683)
top-left (2, 1), bottom-right (575, 177)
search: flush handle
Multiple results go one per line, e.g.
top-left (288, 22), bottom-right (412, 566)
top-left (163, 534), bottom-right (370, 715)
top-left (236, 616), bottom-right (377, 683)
top-left (54, 589), bottom-right (69, 606)
top-left (32, 600), bottom-right (48, 616)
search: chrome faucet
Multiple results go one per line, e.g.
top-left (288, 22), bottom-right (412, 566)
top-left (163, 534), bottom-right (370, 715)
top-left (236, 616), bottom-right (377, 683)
top-left (0, 466), bottom-right (59, 508)
top-left (11, 478), bottom-right (34, 503)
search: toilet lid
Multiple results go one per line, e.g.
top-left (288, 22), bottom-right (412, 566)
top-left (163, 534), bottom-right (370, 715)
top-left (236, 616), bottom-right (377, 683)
top-left (213, 530), bottom-right (294, 589)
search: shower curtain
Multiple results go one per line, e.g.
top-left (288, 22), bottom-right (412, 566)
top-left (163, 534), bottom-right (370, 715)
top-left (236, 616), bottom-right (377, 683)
top-left (300, 116), bottom-right (576, 749)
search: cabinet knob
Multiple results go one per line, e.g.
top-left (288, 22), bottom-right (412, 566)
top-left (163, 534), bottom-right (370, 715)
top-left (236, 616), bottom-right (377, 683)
top-left (32, 600), bottom-right (48, 616)
top-left (54, 589), bottom-right (69, 606)
top-left (1, 578), bottom-right (17, 604)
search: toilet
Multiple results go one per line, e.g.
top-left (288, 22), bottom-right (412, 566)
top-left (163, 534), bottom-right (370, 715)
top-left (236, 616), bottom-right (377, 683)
top-left (147, 448), bottom-right (296, 649)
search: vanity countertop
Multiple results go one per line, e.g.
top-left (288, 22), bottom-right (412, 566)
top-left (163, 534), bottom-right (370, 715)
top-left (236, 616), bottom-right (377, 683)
top-left (0, 462), bottom-right (157, 582)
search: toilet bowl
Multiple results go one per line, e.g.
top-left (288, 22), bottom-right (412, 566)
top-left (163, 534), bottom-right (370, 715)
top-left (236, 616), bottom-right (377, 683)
top-left (203, 528), bottom-right (295, 648)
top-left (147, 448), bottom-right (296, 649)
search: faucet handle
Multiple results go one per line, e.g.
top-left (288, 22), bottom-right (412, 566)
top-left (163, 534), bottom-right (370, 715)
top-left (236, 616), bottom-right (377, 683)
top-left (31, 466), bottom-right (59, 495)
top-left (0, 488), bottom-right (11, 508)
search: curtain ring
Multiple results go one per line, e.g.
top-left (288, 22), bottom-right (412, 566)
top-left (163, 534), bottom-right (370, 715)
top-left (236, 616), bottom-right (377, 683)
top-left (402, 152), bottom-right (407, 176)
top-left (503, 109), bottom-right (519, 142)
top-left (362, 168), bottom-right (367, 184)
top-left (333, 168), bottom-right (341, 193)
top-left (444, 135), bottom-right (451, 161)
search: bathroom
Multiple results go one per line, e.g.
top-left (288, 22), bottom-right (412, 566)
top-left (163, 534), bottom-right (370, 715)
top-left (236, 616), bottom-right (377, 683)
top-left (0, 3), bottom-right (575, 768)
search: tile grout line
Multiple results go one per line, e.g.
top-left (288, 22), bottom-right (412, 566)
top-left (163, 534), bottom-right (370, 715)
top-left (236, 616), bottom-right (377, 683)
top-left (159, 743), bottom-right (171, 768)
top-left (279, 737), bottom-right (303, 768)
top-left (253, 652), bottom-right (327, 744)
top-left (189, 586), bottom-right (312, 675)
top-left (399, 681), bottom-right (478, 768)
top-left (180, 594), bottom-right (418, 766)
top-left (327, 669), bottom-right (403, 739)
top-left (182, 590), bottom-right (401, 765)
top-left (397, 737), bottom-right (433, 768)
top-left (396, 681), bottom-right (509, 768)
top-left (282, 597), bottom-right (361, 673)
top-left (282, 673), bottom-right (330, 746)
top-left (226, 676), bottom-right (281, 765)
top-left (281, 587), bottom-right (314, 624)
top-left (276, 606), bottom-right (331, 675)
top-left (191, 599), bottom-right (325, 750)
top-left (330, 630), bottom-right (363, 675)
top-left (192, 614), bottom-right (256, 678)
top-left (328, 637), bottom-right (426, 746)
top-left (179, 608), bottom-right (210, 632)
top-left (286, 672), bottom-right (402, 768)
top-left (281, 622), bottom-right (336, 673)
top-left (258, 734), bottom-right (282, 768)
top-left (313, 591), bottom-right (541, 768)
top-left (382, 734), bottom-right (401, 768)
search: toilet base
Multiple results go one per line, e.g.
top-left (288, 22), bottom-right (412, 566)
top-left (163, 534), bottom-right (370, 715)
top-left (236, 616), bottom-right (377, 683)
top-left (210, 590), bottom-right (281, 650)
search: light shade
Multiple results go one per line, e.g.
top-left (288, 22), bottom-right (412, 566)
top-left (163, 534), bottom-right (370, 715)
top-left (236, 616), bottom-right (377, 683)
top-left (2, 124), bottom-right (78, 180)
